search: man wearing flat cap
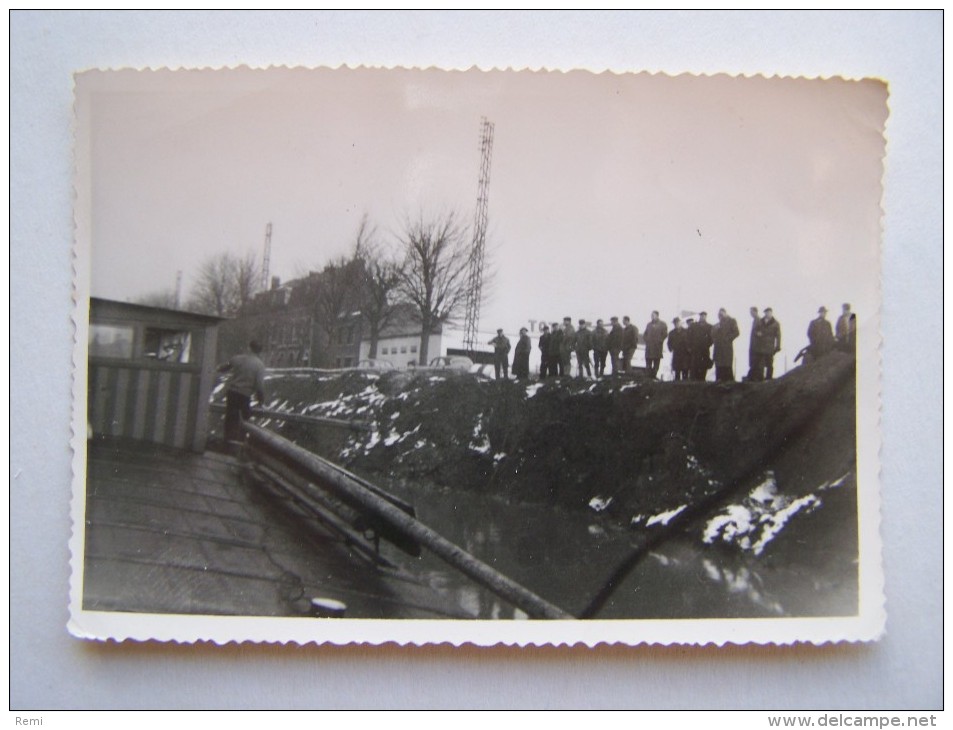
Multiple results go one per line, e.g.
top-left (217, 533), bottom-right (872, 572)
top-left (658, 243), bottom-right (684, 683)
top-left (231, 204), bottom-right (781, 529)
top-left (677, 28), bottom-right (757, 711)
top-left (488, 328), bottom-right (511, 380)
top-left (807, 306), bottom-right (835, 359)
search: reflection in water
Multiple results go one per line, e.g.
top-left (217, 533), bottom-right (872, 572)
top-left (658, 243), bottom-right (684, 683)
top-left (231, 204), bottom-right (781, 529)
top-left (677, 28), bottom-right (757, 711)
top-left (387, 473), bottom-right (855, 620)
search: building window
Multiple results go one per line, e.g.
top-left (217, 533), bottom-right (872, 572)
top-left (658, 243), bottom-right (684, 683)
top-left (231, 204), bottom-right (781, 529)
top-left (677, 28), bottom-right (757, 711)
top-left (89, 324), bottom-right (134, 359)
top-left (400, 345), bottom-right (407, 354)
top-left (410, 344), bottom-right (418, 353)
top-left (347, 326), bottom-right (355, 345)
top-left (143, 327), bottom-right (192, 364)
top-left (381, 346), bottom-right (388, 355)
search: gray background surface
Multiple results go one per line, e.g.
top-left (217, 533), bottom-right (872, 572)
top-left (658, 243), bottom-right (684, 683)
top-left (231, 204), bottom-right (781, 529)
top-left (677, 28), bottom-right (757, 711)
top-left (10, 10), bottom-right (942, 709)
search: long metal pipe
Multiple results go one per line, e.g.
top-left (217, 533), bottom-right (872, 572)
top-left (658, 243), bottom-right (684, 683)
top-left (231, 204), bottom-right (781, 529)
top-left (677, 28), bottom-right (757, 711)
top-left (243, 422), bottom-right (572, 620)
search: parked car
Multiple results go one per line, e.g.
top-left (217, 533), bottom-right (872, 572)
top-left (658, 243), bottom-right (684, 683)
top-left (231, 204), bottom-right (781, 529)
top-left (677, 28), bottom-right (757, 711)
top-left (408, 355), bottom-right (475, 374)
top-left (469, 362), bottom-right (495, 379)
top-left (427, 355), bottom-right (473, 372)
top-left (354, 358), bottom-right (396, 373)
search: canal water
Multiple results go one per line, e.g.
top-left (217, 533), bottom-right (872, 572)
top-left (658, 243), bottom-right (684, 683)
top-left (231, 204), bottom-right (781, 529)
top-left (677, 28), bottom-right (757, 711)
top-left (384, 476), bottom-right (858, 621)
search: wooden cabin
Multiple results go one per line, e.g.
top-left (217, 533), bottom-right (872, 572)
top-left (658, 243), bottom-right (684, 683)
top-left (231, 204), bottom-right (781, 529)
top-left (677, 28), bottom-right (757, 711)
top-left (87, 298), bottom-right (224, 452)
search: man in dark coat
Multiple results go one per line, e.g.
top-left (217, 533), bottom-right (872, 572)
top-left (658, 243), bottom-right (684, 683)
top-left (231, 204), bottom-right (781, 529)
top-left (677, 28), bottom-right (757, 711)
top-left (575, 319), bottom-right (592, 378)
top-left (752, 308), bottom-right (781, 380)
top-left (549, 322), bottom-right (563, 376)
top-left (513, 327), bottom-right (531, 380)
top-left (643, 310), bottom-right (669, 379)
top-left (559, 317), bottom-right (576, 376)
top-left (621, 316), bottom-right (639, 373)
top-left (607, 316), bottom-right (623, 375)
top-left (538, 324), bottom-right (551, 378)
top-left (488, 328), bottom-right (511, 380)
top-left (667, 317), bottom-right (690, 381)
top-left (745, 306), bottom-right (760, 381)
top-left (712, 308), bottom-right (740, 382)
top-left (688, 312), bottom-right (714, 381)
top-left (807, 306), bottom-right (836, 359)
top-left (591, 319), bottom-right (609, 377)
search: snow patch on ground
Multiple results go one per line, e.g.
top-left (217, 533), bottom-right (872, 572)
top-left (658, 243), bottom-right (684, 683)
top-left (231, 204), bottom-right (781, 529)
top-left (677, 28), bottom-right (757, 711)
top-left (588, 496), bottom-right (613, 512)
top-left (702, 471), bottom-right (822, 555)
top-left (524, 383), bottom-right (544, 399)
top-left (646, 504), bottom-right (687, 527)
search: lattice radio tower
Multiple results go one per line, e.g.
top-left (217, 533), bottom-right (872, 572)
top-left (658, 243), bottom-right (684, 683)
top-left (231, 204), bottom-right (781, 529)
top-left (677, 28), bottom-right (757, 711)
top-left (261, 222), bottom-right (273, 291)
top-left (462, 117), bottom-right (495, 354)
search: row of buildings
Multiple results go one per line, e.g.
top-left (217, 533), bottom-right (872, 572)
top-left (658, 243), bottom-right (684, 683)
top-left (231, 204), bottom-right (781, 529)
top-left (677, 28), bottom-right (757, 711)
top-left (217, 272), bottom-right (443, 369)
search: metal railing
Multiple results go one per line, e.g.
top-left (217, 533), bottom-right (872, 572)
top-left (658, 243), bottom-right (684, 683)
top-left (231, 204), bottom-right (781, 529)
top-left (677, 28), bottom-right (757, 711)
top-left (240, 421), bottom-right (572, 620)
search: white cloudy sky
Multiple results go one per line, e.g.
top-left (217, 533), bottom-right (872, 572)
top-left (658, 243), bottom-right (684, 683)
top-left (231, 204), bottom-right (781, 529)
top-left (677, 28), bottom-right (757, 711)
top-left (79, 66), bottom-right (887, 368)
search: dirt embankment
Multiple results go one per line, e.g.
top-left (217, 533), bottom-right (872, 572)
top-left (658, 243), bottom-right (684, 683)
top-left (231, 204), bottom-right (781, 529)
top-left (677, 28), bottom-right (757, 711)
top-left (252, 353), bottom-right (856, 532)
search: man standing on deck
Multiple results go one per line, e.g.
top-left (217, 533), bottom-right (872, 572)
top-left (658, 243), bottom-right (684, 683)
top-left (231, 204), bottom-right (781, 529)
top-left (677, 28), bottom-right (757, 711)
top-left (218, 340), bottom-right (267, 444)
top-left (643, 310), bottom-right (669, 379)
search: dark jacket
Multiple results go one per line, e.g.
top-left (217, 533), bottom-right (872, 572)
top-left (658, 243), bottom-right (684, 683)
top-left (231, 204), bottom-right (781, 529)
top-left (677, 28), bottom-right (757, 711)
top-left (538, 331), bottom-right (551, 359)
top-left (591, 325), bottom-right (608, 353)
top-left (754, 317), bottom-right (781, 355)
top-left (622, 323), bottom-right (639, 350)
top-left (667, 327), bottom-right (690, 371)
top-left (513, 333), bottom-right (532, 376)
top-left (712, 316), bottom-right (740, 367)
top-left (575, 326), bottom-right (592, 354)
top-left (489, 334), bottom-right (511, 359)
top-left (688, 321), bottom-right (714, 366)
top-left (643, 319), bottom-right (669, 360)
top-left (549, 328), bottom-right (563, 359)
top-left (559, 324), bottom-right (576, 356)
top-left (607, 322), bottom-right (623, 352)
top-left (808, 317), bottom-right (835, 356)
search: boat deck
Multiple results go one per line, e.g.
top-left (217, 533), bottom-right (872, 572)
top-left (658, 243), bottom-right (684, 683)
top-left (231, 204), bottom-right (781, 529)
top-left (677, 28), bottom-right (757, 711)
top-left (82, 438), bottom-right (471, 619)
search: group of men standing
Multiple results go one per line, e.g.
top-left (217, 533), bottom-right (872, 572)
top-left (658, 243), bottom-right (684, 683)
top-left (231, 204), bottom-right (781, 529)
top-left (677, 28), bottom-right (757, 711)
top-left (487, 302), bottom-right (855, 384)
top-left (535, 315), bottom-right (645, 380)
top-left (666, 309), bottom-right (742, 382)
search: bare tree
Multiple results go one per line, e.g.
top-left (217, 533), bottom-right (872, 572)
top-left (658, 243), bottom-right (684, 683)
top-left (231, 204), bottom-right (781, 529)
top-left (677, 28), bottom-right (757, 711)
top-left (397, 211), bottom-right (471, 365)
top-left (188, 250), bottom-right (261, 317)
top-left (353, 215), bottom-right (404, 360)
top-left (233, 250), bottom-right (261, 313)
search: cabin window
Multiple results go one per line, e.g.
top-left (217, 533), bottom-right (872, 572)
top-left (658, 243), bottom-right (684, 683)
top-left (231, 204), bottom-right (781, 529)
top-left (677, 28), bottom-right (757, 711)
top-left (143, 327), bottom-right (192, 364)
top-left (89, 324), bottom-right (134, 359)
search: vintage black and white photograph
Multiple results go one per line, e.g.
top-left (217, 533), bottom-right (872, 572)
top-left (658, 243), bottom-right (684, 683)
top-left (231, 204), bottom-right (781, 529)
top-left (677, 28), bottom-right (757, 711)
top-left (71, 66), bottom-right (886, 645)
